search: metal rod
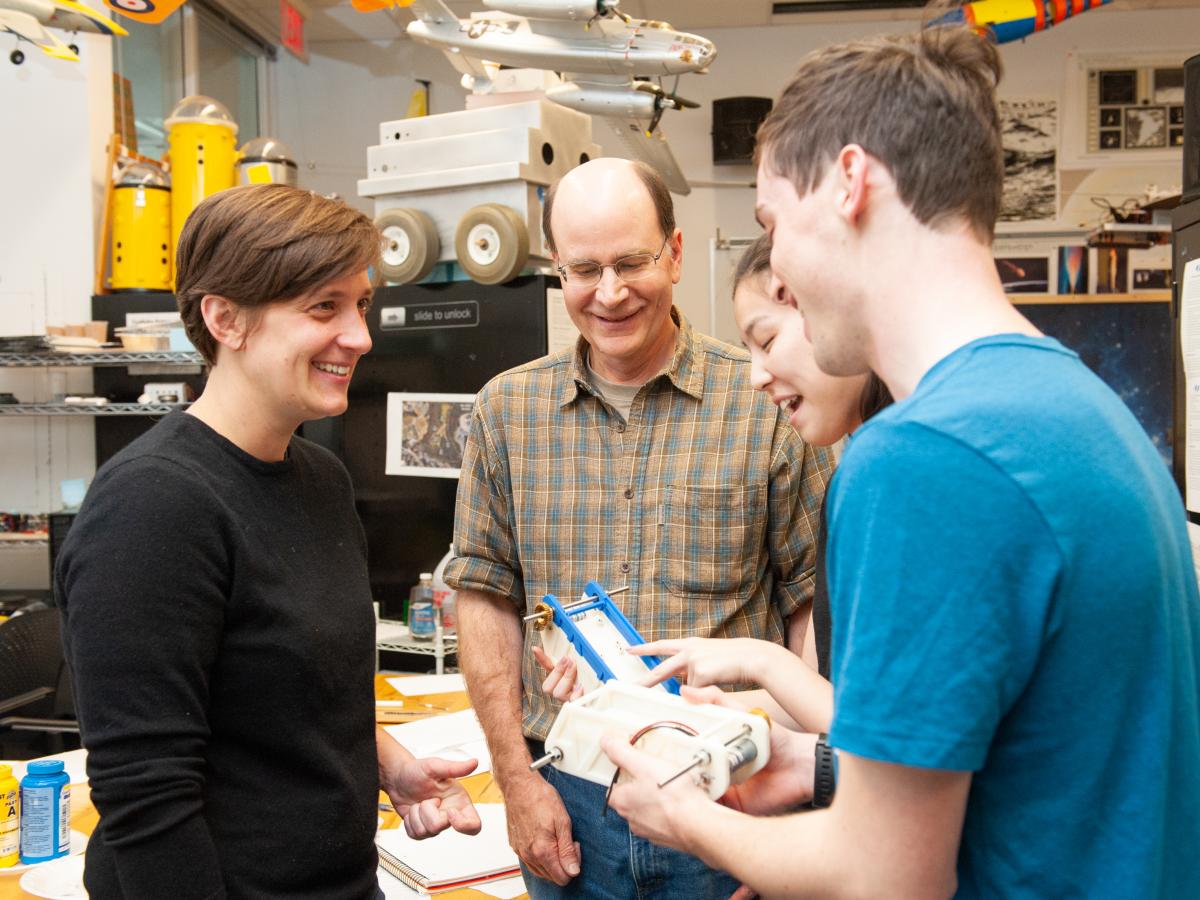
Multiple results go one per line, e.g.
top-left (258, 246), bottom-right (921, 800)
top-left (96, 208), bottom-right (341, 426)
top-left (523, 586), bottom-right (630, 623)
top-left (657, 751), bottom-right (709, 789)
top-left (529, 747), bottom-right (563, 772)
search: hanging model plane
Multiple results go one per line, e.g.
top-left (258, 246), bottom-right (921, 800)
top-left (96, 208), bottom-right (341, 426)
top-left (1, 0), bottom-right (126, 63)
top-left (929, 0), bottom-right (1113, 44)
top-left (352, 0), bottom-right (715, 194)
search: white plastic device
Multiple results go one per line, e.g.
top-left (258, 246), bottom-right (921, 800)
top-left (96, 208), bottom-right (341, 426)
top-left (535, 681), bottom-right (771, 801)
top-left (528, 581), bottom-right (683, 696)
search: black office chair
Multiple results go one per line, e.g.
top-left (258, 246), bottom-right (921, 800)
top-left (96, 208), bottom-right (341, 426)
top-left (0, 607), bottom-right (80, 758)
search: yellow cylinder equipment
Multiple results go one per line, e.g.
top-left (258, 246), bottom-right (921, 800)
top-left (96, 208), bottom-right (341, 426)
top-left (237, 136), bottom-right (299, 187)
top-left (165, 95), bottom-right (238, 271)
top-left (111, 163), bottom-right (172, 292)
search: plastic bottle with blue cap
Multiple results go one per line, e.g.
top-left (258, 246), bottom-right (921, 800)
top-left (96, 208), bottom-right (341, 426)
top-left (19, 760), bottom-right (70, 864)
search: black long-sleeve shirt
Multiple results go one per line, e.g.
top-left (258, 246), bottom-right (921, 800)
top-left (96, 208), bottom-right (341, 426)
top-left (57, 413), bottom-right (379, 899)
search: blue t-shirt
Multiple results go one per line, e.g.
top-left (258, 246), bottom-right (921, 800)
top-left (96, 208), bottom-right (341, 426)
top-left (827, 335), bottom-right (1200, 898)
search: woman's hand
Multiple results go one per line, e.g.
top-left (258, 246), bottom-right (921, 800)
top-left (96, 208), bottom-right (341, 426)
top-left (630, 637), bottom-right (778, 689)
top-left (382, 754), bottom-right (483, 839)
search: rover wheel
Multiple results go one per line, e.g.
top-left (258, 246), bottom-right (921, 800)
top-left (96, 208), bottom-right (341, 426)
top-left (11, 49), bottom-right (24, 65)
top-left (375, 208), bottom-right (439, 284)
top-left (455, 204), bottom-right (528, 286)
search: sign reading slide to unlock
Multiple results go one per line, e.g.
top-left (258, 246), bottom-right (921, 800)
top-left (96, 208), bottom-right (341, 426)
top-left (379, 301), bottom-right (479, 331)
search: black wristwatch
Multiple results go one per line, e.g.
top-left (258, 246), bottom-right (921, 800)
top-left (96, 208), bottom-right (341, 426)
top-left (812, 733), bottom-right (837, 809)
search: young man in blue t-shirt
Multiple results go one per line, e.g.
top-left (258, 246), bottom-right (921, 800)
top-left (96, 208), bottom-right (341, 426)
top-left (600, 24), bottom-right (1200, 898)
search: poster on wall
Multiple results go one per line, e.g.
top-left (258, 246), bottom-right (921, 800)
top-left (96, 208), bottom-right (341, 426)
top-left (993, 238), bottom-right (1055, 294)
top-left (1129, 244), bottom-right (1172, 292)
top-left (998, 98), bottom-right (1057, 222)
top-left (1095, 246), bottom-right (1129, 294)
top-left (1057, 245), bottom-right (1091, 294)
top-left (385, 393), bottom-right (475, 478)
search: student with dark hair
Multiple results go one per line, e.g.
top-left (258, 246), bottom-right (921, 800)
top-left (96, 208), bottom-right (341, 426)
top-left (599, 26), bottom-right (1200, 899)
top-left (58, 184), bottom-right (481, 900)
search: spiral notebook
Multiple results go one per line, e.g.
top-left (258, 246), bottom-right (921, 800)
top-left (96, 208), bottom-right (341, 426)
top-left (375, 803), bottom-right (520, 895)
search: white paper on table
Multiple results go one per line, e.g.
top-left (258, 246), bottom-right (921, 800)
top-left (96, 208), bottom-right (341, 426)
top-left (2, 748), bottom-right (89, 785)
top-left (384, 708), bottom-right (492, 775)
top-left (473, 874), bottom-right (530, 899)
top-left (386, 674), bottom-right (465, 696)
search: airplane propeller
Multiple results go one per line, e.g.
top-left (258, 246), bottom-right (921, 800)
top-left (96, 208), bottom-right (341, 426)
top-left (586, 0), bottom-right (628, 29)
top-left (634, 80), bottom-right (700, 135)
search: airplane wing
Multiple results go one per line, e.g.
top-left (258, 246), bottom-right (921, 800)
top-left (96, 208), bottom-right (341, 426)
top-left (98, 0), bottom-right (187, 26)
top-left (47, 0), bottom-right (128, 36)
top-left (0, 9), bottom-right (79, 59)
top-left (601, 118), bottom-right (690, 195)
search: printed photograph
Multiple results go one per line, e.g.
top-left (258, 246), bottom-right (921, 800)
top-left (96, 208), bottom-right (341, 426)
top-left (1132, 269), bottom-right (1171, 290)
top-left (385, 392), bottom-right (475, 478)
top-left (998, 98), bottom-right (1057, 222)
top-left (1124, 107), bottom-right (1167, 148)
top-left (1096, 247), bottom-right (1129, 294)
top-left (1057, 246), bottom-right (1090, 294)
top-left (996, 256), bottom-right (1050, 293)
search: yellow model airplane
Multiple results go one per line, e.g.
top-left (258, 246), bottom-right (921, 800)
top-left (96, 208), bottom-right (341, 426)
top-left (1, 0), bottom-right (126, 63)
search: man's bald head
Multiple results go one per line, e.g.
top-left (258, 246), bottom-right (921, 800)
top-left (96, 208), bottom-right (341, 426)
top-left (542, 158), bottom-right (676, 256)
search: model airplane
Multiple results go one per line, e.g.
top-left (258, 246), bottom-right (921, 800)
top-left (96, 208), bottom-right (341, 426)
top-left (929, 0), bottom-right (1113, 44)
top-left (357, 0), bottom-right (715, 194)
top-left (2, 0), bottom-right (126, 62)
top-left (97, 0), bottom-right (184, 25)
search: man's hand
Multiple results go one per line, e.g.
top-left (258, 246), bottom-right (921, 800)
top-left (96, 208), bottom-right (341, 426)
top-left (503, 772), bottom-right (581, 885)
top-left (631, 637), bottom-right (778, 689)
top-left (382, 754), bottom-right (483, 840)
top-left (532, 645), bottom-right (585, 703)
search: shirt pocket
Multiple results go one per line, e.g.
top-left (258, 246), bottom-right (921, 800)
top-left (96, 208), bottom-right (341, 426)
top-left (660, 483), bottom-right (766, 599)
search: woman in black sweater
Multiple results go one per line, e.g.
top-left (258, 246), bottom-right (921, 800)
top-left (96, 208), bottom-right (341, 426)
top-left (57, 185), bottom-right (480, 899)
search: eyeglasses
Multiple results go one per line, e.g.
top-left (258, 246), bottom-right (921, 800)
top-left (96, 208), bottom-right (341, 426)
top-left (556, 236), bottom-right (671, 287)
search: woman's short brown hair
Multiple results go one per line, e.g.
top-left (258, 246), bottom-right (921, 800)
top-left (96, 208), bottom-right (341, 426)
top-left (176, 185), bottom-right (382, 365)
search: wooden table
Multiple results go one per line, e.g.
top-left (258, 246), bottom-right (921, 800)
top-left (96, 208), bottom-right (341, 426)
top-left (1, 675), bottom-right (524, 899)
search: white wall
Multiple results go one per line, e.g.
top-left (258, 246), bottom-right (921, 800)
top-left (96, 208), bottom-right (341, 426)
top-left (275, 6), bottom-right (1199, 344)
top-left (0, 34), bottom-right (113, 587)
top-left (274, 38), bottom-right (468, 210)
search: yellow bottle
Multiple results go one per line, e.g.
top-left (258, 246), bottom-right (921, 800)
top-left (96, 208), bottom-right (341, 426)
top-left (0, 763), bottom-right (18, 868)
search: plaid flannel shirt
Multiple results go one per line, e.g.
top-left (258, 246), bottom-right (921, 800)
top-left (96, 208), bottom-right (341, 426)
top-left (445, 309), bottom-right (833, 739)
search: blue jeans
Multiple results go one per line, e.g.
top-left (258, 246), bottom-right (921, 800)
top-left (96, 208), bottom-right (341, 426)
top-left (521, 749), bottom-right (741, 900)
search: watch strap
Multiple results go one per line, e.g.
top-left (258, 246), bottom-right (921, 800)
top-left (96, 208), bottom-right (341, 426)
top-left (812, 732), bottom-right (836, 809)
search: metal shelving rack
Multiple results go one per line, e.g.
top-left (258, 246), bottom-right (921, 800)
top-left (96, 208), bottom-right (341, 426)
top-left (0, 351), bottom-right (204, 368)
top-left (376, 620), bottom-right (458, 675)
top-left (0, 402), bottom-right (188, 416)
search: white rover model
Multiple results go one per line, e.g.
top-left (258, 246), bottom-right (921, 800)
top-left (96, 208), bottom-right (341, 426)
top-left (358, 98), bottom-right (601, 285)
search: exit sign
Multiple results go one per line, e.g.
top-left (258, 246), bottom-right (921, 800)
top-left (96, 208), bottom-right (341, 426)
top-left (280, 0), bottom-right (306, 62)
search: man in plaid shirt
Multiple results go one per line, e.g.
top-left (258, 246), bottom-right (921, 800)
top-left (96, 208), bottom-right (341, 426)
top-left (444, 157), bottom-right (832, 900)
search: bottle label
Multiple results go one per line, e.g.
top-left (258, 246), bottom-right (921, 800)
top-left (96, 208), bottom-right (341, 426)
top-left (409, 602), bottom-right (436, 639)
top-left (0, 786), bottom-right (17, 865)
top-left (19, 785), bottom-right (56, 860)
top-left (58, 785), bottom-right (71, 854)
